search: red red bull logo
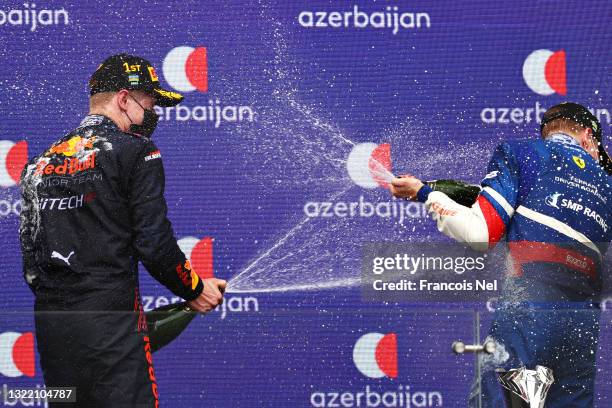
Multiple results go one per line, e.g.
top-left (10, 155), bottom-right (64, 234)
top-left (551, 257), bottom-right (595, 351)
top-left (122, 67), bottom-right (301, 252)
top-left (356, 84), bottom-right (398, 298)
top-left (34, 153), bottom-right (96, 176)
top-left (45, 135), bottom-right (97, 157)
top-left (142, 335), bottom-right (159, 408)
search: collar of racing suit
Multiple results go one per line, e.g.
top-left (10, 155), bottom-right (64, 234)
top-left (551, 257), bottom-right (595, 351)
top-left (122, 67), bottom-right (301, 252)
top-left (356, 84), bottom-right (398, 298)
top-left (545, 132), bottom-right (581, 147)
top-left (79, 114), bottom-right (151, 140)
top-left (78, 114), bottom-right (120, 131)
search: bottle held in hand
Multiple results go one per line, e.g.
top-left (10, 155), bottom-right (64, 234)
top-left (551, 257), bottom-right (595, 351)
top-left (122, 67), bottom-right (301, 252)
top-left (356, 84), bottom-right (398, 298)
top-left (146, 301), bottom-right (197, 353)
top-left (425, 179), bottom-right (480, 207)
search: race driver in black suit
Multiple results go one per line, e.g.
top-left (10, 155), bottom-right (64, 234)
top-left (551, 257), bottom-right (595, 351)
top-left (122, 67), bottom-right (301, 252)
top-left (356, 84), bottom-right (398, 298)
top-left (19, 54), bottom-right (226, 407)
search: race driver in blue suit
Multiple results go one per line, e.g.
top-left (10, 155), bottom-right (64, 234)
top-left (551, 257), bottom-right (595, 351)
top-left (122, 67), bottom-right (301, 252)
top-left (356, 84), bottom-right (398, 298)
top-left (390, 102), bottom-right (611, 407)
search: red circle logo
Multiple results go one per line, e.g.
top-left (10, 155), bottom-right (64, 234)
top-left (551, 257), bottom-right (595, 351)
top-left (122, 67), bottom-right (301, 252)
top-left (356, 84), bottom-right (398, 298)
top-left (0, 140), bottom-right (28, 188)
top-left (162, 46), bottom-right (209, 93)
top-left (522, 49), bottom-right (567, 96)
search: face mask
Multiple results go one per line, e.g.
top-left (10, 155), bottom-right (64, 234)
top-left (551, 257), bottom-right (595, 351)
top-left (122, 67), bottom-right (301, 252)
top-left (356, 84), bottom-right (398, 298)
top-left (125, 95), bottom-right (159, 138)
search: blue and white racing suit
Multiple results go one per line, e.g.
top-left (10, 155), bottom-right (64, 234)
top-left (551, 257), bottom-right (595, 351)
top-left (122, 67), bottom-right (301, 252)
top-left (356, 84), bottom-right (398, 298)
top-left (416, 134), bottom-right (611, 407)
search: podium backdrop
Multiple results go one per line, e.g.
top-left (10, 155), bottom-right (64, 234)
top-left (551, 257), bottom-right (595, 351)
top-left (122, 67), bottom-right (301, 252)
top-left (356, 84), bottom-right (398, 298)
top-left (0, 1), bottom-right (610, 406)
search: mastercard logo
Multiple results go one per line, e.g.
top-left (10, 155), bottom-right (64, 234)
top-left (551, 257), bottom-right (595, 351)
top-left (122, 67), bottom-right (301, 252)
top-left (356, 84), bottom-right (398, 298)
top-left (178, 236), bottom-right (214, 279)
top-left (162, 46), bottom-right (209, 93)
top-left (522, 49), bottom-right (567, 96)
top-left (0, 332), bottom-right (35, 378)
top-left (346, 143), bottom-right (392, 189)
top-left (353, 332), bottom-right (398, 379)
top-left (0, 140), bottom-right (28, 188)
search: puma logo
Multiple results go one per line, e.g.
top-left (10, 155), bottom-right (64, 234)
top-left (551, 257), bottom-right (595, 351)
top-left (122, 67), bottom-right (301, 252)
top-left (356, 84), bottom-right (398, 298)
top-left (51, 250), bottom-right (75, 266)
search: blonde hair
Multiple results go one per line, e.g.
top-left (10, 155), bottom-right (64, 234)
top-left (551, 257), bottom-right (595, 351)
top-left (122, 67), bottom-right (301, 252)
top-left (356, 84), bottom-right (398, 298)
top-left (89, 92), bottom-right (116, 111)
top-left (541, 118), bottom-right (587, 139)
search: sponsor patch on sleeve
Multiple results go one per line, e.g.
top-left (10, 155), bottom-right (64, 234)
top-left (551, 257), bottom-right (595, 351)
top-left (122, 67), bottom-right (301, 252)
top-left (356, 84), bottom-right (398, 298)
top-left (144, 150), bottom-right (161, 162)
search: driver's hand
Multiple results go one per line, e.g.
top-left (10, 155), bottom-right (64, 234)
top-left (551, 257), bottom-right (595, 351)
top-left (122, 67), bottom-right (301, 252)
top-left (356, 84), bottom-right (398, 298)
top-left (390, 175), bottom-right (424, 200)
top-left (187, 278), bottom-right (227, 313)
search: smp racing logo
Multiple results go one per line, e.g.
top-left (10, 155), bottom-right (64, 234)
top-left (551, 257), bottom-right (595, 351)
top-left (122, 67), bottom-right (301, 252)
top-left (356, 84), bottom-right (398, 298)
top-left (309, 332), bottom-right (444, 407)
top-left (304, 143), bottom-right (427, 223)
top-left (142, 236), bottom-right (259, 319)
top-left (158, 46), bottom-right (255, 127)
top-left (544, 193), bottom-right (562, 209)
top-left (545, 193), bottom-right (608, 232)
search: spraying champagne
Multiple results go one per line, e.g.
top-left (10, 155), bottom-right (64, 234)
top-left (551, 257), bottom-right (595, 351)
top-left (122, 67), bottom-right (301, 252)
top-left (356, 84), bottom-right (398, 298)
top-left (370, 157), bottom-right (480, 206)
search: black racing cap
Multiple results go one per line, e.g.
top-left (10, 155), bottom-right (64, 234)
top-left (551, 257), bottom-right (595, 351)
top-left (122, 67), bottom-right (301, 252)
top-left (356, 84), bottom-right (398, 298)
top-left (89, 54), bottom-right (183, 107)
top-left (541, 102), bottom-right (611, 175)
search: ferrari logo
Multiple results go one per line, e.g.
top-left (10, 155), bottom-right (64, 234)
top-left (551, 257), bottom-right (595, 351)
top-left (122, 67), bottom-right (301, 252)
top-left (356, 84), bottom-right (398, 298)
top-left (573, 156), bottom-right (586, 169)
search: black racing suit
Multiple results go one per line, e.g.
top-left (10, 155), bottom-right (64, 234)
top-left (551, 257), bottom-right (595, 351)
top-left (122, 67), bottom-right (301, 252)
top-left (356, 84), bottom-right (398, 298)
top-left (19, 114), bottom-right (203, 407)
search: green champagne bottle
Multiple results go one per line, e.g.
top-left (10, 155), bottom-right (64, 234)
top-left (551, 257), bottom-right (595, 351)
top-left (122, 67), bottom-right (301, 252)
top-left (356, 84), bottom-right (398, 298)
top-left (424, 179), bottom-right (480, 207)
top-left (146, 302), bottom-right (197, 353)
